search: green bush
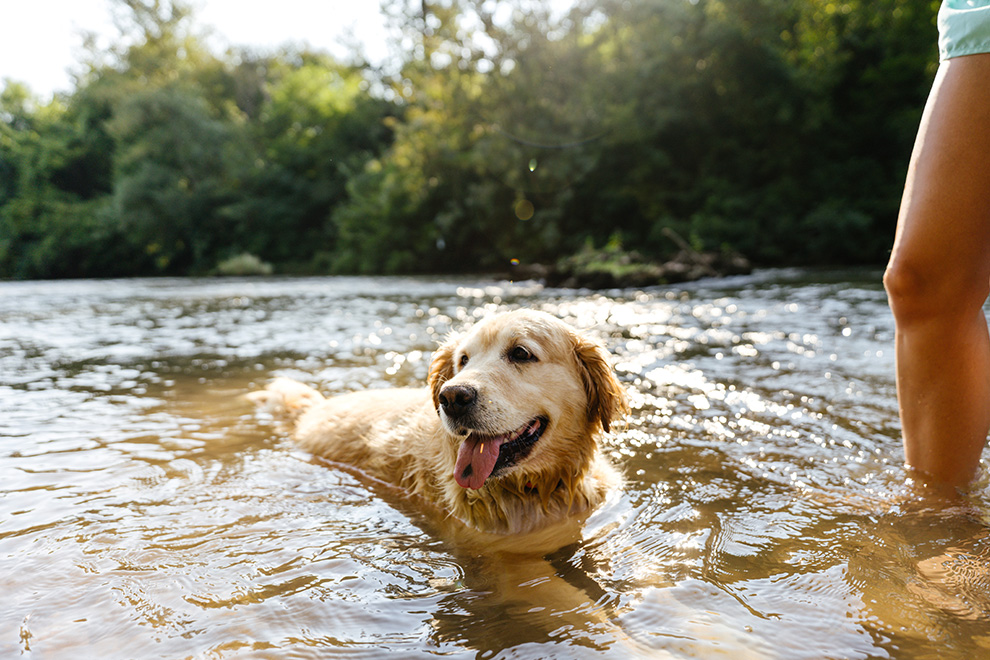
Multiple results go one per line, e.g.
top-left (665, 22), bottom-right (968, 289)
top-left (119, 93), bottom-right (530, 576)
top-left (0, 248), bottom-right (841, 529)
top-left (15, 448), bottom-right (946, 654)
top-left (214, 253), bottom-right (273, 276)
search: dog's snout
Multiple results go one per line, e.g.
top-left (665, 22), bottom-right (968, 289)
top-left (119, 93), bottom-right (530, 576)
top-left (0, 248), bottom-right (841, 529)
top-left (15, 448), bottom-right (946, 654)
top-left (438, 384), bottom-right (477, 419)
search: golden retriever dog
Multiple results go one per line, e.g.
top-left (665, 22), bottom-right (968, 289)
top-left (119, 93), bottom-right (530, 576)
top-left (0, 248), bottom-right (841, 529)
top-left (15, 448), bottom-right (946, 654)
top-left (249, 309), bottom-right (627, 551)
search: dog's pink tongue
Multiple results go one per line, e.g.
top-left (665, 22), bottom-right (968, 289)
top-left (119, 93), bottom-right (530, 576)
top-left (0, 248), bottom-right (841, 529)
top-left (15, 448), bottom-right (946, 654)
top-left (454, 435), bottom-right (503, 489)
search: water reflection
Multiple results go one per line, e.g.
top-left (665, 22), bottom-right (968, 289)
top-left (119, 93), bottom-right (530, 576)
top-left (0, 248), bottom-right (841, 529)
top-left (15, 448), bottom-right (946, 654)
top-left (2, 271), bottom-right (990, 658)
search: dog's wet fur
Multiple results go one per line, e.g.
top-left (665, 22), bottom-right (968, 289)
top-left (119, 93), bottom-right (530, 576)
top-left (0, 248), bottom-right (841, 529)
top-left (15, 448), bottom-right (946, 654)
top-left (250, 309), bottom-right (628, 549)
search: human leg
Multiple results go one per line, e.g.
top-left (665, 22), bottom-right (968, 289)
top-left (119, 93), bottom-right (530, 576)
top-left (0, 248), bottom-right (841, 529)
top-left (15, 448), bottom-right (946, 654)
top-left (884, 54), bottom-right (990, 488)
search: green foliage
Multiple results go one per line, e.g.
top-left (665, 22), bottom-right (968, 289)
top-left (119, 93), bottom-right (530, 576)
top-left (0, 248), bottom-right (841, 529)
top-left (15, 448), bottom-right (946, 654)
top-left (0, 0), bottom-right (393, 278)
top-left (0, 0), bottom-right (939, 280)
top-left (0, 85), bottom-right (127, 278)
top-left (108, 84), bottom-right (245, 273)
top-left (226, 56), bottom-right (393, 269)
top-left (553, 237), bottom-right (668, 289)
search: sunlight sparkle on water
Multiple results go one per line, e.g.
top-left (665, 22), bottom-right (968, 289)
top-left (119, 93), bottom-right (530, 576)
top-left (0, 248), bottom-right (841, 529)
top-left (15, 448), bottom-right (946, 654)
top-left (2, 272), bottom-right (989, 659)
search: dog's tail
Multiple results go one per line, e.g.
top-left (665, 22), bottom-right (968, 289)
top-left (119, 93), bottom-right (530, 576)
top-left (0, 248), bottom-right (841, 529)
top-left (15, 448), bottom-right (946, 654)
top-left (247, 377), bottom-right (325, 424)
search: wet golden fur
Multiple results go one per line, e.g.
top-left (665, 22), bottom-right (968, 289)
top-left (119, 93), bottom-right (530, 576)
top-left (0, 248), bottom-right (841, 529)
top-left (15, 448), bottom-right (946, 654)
top-left (250, 309), bottom-right (627, 547)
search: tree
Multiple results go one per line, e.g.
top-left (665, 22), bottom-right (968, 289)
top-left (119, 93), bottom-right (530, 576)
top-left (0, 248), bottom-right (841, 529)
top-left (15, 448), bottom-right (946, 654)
top-left (0, 82), bottom-right (126, 279)
top-left (0, 0), bottom-right (943, 280)
top-left (226, 53), bottom-right (394, 270)
top-left (107, 84), bottom-right (245, 273)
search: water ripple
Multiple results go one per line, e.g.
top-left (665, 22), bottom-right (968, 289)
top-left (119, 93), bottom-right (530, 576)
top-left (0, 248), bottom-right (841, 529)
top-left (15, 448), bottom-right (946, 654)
top-left (3, 271), bottom-right (990, 659)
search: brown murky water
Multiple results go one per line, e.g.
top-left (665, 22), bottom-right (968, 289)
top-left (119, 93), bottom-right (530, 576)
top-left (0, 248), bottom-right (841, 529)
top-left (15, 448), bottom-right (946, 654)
top-left (3, 272), bottom-right (990, 659)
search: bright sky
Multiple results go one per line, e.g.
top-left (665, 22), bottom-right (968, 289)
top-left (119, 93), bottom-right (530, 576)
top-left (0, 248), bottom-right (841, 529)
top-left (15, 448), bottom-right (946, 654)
top-left (0, 0), bottom-right (392, 98)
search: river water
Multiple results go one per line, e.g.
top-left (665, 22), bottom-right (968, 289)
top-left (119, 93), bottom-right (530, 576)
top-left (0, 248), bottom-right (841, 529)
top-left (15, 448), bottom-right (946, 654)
top-left (2, 271), bottom-right (990, 659)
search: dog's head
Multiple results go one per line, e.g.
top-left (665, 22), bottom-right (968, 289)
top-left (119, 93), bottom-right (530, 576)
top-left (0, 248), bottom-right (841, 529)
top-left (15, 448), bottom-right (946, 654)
top-left (427, 309), bottom-right (627, 490)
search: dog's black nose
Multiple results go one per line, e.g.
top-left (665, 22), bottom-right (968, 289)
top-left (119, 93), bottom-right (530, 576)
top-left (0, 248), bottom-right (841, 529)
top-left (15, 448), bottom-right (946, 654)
top-left (438, 384), bottom-right (477, 419)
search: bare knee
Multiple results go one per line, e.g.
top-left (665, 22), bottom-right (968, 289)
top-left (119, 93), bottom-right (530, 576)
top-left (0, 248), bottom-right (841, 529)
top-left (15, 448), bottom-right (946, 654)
top-left (884, 258), bottom-right (990, 327)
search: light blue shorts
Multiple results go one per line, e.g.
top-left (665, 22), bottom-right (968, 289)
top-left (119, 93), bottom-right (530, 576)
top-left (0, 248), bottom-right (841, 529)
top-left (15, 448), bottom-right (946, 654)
top-left (939, 0), bottom-right (990, 60)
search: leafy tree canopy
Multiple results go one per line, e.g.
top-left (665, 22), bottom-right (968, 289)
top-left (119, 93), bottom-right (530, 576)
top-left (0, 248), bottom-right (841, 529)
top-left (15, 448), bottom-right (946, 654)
top-left (0, 0), bottom-right (939, 279)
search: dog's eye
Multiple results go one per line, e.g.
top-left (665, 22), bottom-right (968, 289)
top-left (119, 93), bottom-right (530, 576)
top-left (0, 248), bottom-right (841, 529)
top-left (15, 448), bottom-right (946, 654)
top-left (459, 354), bottom-right (469, 368)
top-left (509, 345), bottom-right (536, 363)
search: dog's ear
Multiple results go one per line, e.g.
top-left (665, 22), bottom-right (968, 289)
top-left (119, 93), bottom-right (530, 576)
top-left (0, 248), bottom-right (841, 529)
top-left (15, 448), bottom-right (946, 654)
top-left (428, 339), bottom-right (456, 410)
top-left (574, 336), bottom-right (628, 433)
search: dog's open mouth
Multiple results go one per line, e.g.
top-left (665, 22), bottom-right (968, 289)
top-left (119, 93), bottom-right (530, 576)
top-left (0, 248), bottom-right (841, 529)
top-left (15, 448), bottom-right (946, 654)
top-left (453, 417), bottom-right (548, 490)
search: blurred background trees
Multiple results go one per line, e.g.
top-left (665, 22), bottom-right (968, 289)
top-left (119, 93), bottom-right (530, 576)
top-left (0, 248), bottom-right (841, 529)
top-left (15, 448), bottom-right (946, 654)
top-left (0, 0), bottom-right (939, 279)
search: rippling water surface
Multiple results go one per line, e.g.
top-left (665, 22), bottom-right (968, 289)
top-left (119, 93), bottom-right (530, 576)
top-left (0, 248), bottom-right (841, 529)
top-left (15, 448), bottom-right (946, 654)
top-left (3, 272), bottom-right (990, 659)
